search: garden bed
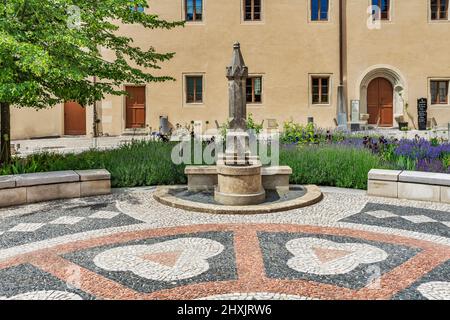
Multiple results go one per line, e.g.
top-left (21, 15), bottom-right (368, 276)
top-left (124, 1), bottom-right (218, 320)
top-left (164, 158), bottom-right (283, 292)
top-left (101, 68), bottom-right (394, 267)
top-left (0, 126), bottom-right (449, 191)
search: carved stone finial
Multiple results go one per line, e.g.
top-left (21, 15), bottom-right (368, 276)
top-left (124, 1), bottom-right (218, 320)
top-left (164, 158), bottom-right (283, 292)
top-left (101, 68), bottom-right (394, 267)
top-left (227, 42), bottom-right (248, 130)
top-left (226, 42), bottom-right (248, 80)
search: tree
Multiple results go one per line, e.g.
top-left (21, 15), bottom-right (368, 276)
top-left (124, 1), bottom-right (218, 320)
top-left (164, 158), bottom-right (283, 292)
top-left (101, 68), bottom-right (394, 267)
top-left (0, 0), bottom-right (183, 164)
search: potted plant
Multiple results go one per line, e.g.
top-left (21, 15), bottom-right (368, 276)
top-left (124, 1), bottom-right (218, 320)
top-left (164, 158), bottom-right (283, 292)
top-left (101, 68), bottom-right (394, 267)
top-left (395, 115), bottom-right (409, 131)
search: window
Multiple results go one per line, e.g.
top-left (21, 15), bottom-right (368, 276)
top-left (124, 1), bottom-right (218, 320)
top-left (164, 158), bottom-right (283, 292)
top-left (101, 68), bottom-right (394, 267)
top-left (431, 0), bottom-right (449, 20)
top-left (185, 0), bottom-right (203, 22)
top-left (244, 0), bottom-right (261, 21)
top-left (372, 0), bottom-right (390, 20)
top-left (246, 77), bottom-right (262, 104)
top-left (186, 76), bottom-right (203, 103)
top-left (311, 0), bottom-right (329, 21)
top-left (130, 5), bottom-right (145, 12)
top-left (431, 80), bottom-right (449, 104)
top-left (312, 77), bottom-right (330, 104)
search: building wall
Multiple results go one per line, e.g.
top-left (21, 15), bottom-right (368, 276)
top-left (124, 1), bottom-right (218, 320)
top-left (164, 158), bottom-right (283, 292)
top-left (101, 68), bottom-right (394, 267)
top-left (346, 0), bottom-right (450, 128)
top-left (10, 105), bottom-right (63, 140)
top-left (100, 0), bottom-right (340, 135)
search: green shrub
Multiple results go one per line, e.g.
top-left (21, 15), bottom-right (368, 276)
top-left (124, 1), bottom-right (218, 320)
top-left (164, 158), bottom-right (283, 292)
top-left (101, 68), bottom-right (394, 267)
top-left (1, 140), bottom-right (393, 190)
top-left (280, 145), bottom-right (391, 189)
top-left (0, 141), bottom-right (186, 188)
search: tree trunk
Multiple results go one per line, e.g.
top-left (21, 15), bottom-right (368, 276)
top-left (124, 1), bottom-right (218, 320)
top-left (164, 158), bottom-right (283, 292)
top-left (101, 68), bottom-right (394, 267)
top-left (0, 102), bottom-right (11, 165)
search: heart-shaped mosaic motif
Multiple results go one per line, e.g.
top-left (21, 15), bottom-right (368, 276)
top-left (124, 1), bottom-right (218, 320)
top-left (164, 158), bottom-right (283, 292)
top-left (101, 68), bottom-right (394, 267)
top-left (418, 281), bottom-right (450, 300)
top-left (0, 291), bottom-right (82, 300)
top-left (286, 237), bottom-right (388, 275)
top-left (93, 237), bottom-right (224, 281)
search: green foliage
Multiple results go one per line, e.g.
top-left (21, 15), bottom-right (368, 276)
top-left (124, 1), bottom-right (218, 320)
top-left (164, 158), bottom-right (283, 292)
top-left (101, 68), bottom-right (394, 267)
top-left (443, 154), bottom-right (450, 169)
top-left (0, 0), bottom-right (183, 108)
top-left (0, 141), bottom-right (186, 187)
top-left (219, 119), bottom-right (230, 141)
top-left (281, 120), bottom-right (320, 144)
top-left (246, 113), bottom-right (263, 134)
top-left (280, 145), bottom-right (391, 189)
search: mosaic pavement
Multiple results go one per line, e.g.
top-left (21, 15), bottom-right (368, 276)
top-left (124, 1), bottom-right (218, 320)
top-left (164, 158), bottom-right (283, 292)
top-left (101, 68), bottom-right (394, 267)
top-left (0, 187), bottom-right (449, 300)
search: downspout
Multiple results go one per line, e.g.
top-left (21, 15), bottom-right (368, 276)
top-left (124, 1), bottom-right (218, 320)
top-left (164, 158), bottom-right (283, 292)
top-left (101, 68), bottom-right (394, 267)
top-left (337, 0), bottom-right (348, 129)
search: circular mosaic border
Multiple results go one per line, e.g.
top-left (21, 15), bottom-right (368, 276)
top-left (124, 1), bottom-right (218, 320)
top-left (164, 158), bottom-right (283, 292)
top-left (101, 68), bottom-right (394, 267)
top-left (153, 185), bottom-right (323, 214)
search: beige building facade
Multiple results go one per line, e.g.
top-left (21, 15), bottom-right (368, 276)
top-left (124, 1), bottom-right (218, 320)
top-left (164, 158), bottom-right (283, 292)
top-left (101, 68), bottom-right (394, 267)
top-left (10, 0), bottom-right (450, 140)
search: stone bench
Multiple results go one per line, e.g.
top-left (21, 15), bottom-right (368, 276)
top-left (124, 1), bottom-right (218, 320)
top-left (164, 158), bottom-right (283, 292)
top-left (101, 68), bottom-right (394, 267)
top-left (368, 169), bottom-right (450, 203)
top-left (0, 169), bottom-right (111, 208)
top-left (185, 165), bottom-right (292, 192)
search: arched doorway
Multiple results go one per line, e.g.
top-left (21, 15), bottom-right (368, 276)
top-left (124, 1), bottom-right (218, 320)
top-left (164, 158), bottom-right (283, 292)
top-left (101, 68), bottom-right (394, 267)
top-left (367, 77), bottom-right (393, 126)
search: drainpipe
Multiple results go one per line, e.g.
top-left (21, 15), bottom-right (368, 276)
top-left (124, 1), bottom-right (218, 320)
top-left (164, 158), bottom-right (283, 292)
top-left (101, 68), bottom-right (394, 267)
top-left (92, 76), bottom-right (99, 139)
top-left (337, 0), bottom-right (348, 129)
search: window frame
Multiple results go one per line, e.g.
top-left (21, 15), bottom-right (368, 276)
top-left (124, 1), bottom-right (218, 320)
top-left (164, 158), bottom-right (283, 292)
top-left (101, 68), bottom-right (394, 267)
top-left (242, 0), bottom-right (263, 23)
top-left (185, 75), bottom-right (204, 105)
top-left (184, 0), bottom-right (204, 22)
top-left (430, 0), bottom-right (449, 22)
top-left (430, 79), bottom-right (450, 106)
top-left (310, 0), bottom-right (330, 22)
top-left (130, 5), bottom-right (145, 13)
top-left (246, 76), bottom-right (263, 105)
top-left (310, 75), bottom-right (332, 106)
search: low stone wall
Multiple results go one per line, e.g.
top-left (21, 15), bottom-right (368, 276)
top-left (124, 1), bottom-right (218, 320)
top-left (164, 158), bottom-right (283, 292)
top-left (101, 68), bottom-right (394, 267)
top-left (368, 169), bottom-right (450, 204)
top-left (185, 165), bottom-right (292, 192)
top-left (0, 169), bottom-right (111, 208)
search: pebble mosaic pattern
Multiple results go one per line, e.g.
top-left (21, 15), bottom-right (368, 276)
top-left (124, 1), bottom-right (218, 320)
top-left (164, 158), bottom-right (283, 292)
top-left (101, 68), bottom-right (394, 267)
top-left (0, 264), bottom-right (94, 300)
top-left (62, 232), bottom-right (237, 294)
top-left (342, 203), bottom-right (450, 238)
top-left (258, 232), bottom-right (420, 290)
top-left (0, 187), bottom-right (449, 300)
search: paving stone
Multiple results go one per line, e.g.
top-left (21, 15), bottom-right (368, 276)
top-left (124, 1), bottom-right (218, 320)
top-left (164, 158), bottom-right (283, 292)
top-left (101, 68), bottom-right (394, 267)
top-left (367, 180), bottom-right (398, 198)
top-left (76, 169), bottom-right (111, 181)
top-left (26, 182), bottom-right (81, 203)
top-left (0, 176), bottom-right (16, 190)
top-left (368, 169), bottom-right (402, 182)
top-left (398, 182), bottom-right (440, 202)
top-left (0, 187), bottom-right (448, 300)
top-left (399, 171), bottom-right (450, 186)
top-left (15, 171), bottom-right (79, 187)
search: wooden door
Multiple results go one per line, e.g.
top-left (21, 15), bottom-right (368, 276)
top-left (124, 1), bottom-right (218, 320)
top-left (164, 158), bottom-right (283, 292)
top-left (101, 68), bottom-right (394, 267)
top-left (64, 101), bottom-right (86, 135)
top-left (367, 77), bottom-right (393, 126)
top-left (125, 86), bottom-right (146, 128)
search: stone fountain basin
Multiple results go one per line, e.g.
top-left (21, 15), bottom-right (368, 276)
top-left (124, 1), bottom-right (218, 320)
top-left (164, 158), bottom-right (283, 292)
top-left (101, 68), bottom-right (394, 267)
top-left (153, 185), bottom-right (323, 215)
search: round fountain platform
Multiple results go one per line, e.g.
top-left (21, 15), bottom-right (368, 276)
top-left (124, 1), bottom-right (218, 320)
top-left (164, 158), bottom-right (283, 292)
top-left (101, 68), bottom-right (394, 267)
top-left (153, 185), bottom-right (323, 214)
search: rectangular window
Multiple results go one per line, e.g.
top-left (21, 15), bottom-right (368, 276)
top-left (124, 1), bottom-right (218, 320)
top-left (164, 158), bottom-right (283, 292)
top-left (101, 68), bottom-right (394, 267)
top-left (246, 77), bottom-right (262, 104)
top-left (130, 5), bottom-right (145, 12)
top-left (186, 76), bottom-right (203, 103)
top-left (185, 0), bottom-right (203, 22)
top-left (311, 0), bottom-right (329, 21)
top-left (431, 80), bottom-right (449, 104)
top-left (244, 0), bottom-right (261, 21)
top-left (431, 0), bottom-right (449, 20)
top-left (312, 77), bottom-right (330, 104)
top-left (372, 0), bottom-right (390, 20)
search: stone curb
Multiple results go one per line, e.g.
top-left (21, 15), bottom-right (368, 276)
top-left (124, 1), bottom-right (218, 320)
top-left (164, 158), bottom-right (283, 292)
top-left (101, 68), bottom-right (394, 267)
top-left (153, 184), bottom-right (323, 215)
top-left (0, 169), bottom-right (111, 208)
top-left (368, 169), bottom-right (450, 204)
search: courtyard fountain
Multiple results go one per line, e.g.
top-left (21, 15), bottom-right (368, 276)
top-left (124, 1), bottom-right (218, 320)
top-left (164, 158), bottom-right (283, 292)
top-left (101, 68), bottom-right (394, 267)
top-left (154, 43), bottom-right (322, 214)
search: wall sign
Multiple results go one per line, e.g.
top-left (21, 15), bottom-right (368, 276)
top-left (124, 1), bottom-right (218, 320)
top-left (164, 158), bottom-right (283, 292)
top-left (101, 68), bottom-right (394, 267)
top-left (417, 98), bottom-right (428, 131)
top-left (351, 100), bottom-right (360, 122)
